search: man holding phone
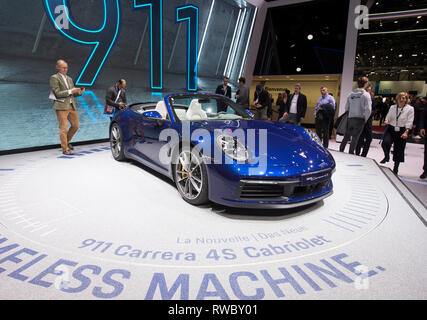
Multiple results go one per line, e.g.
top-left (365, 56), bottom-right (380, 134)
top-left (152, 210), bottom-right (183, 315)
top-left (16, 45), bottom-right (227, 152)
top-left (50, 59), bottom-right (85, 155)
top-left (105, 79), bottom-right (127, 116)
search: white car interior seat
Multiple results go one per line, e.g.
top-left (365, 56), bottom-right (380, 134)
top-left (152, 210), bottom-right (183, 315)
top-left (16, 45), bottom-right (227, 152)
top-left (154, 101), bottom-right (168, 119)
top-left (186, 99), bottom-right (207, 120)
top-left (174, 109), bottom-right (187, 120)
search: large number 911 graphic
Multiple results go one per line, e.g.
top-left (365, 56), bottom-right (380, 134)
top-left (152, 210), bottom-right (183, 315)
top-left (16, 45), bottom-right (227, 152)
top-left (42, 0), bottom-right (199, 91)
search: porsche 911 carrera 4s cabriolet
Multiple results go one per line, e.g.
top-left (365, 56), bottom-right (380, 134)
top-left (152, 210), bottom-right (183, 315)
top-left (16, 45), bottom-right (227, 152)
top-left (109, 92), bottom-right (335, 208)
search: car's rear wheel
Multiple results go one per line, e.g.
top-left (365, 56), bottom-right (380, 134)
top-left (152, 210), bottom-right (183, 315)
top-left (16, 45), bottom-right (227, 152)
top-left (174, 148), bottom-right (209, 205)
top-left (110, 123), bottom-right (125, 161)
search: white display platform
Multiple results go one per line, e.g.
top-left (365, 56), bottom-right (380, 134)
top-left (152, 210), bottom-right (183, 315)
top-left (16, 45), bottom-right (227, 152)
top-left (0, 143), bottom-right (426, 300)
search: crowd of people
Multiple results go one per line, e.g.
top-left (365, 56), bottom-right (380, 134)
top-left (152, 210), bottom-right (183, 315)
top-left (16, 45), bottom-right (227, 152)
top-left (221, 75), bottom-right (425, 179)
top-left (48, 61), bottom-right (426, 179)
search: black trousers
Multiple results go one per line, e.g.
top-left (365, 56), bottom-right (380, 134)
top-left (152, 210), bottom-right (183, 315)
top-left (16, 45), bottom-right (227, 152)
top-left (329, 109), bottom-right (336, 137)
top-left (356, 117), bottom-right (373, 157)
top-left (423, 135), bottom-right (427, 174)
top-left (381, 125), bottom-right (407, 163)
top-left (339, 118), bottom-right (365, 154)
top-left (315, 116), bottom-right (330, 148)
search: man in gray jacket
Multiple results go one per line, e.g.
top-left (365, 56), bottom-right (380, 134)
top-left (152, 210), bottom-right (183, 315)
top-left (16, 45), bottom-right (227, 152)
top-left (339, 77), bottom-right (372, 154)
top-left (235, 77), bottom-right (249, 109)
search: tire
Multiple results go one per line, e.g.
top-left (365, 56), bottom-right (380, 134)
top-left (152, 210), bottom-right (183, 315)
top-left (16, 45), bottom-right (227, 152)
top-left (174, 147), bottom-right (209, 205)
top-left (110, 123), bottom-right (126, 161)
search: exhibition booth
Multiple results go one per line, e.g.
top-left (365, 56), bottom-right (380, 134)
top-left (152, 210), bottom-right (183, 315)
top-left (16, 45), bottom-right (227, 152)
top-left (0, 0), bottom-right (426, 302)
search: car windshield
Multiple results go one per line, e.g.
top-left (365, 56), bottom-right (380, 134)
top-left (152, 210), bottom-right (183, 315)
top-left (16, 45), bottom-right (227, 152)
top-left (168, 94), bottom-right (252, 122)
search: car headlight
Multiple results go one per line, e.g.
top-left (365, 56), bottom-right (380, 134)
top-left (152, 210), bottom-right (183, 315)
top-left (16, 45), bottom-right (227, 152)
top-left (304, 128), bottom-right (323, 146)
top-left (216, 134), bottom-right (249, 162)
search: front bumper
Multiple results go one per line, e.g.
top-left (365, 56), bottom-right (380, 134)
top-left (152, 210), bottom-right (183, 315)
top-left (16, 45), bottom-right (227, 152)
top-left (207, 165), bottom-right (335, 209)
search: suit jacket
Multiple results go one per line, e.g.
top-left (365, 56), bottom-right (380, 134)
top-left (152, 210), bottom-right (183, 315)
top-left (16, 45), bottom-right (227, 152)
top-left (236, 85), bottom-right (249, 108)
top-left (50, 72), bottom-right (81, 110)
top-left (254, 89), bottom-right (269, 108)
top-left (420, 102), bottom-right (427, 130)
top-left (106, 86), bottom-right (127, 108)
top-left (280, 93), bottom-right (307, 122)
top-left (215, 84), bottom-right (231, 98)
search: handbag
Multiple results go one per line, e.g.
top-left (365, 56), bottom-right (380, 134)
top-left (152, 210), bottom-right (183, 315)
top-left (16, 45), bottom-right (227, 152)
top-left (104, 89), bottom-right (122, 115)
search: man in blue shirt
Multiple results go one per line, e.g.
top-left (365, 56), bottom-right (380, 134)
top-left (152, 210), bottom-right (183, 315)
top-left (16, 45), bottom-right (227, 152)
top-left (314, 86), bottom-right (336, 148)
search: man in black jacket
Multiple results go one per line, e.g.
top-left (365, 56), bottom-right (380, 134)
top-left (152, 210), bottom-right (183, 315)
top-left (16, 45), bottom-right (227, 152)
top-left (215, 76), bottom-right (232, 113)
top-left (420, 97), bottom-right (427, 179)
top-left (279, 83), bottom-right (307, 125)
top-left (253, 83), bottom-right (269, 120)
top-left (106, 79), bottom-right (127, 112)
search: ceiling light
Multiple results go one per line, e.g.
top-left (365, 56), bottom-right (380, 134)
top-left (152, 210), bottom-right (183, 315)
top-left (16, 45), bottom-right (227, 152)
top-left (296, 67), bottom-right (302, 72)
top-left (307, 34), bottom-right (313, 40)
top-left (372, 55), bottom-right (376, 58)
top-left (399, 54), bottom-right (403, 57)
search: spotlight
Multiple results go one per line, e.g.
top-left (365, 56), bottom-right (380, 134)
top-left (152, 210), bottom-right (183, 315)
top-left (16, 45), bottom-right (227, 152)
top-left (307, 34), bottom-right (313, 40)
top-left (296, 67), bottom-right (302, 72)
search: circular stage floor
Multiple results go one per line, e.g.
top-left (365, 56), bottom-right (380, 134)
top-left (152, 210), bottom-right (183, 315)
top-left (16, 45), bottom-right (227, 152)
top-left (0, 143), bottom-right (426, 299)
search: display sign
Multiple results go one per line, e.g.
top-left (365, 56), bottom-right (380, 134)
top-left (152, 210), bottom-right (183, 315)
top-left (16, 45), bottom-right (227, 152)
top-left (43, 0), bottom-right (199, 91)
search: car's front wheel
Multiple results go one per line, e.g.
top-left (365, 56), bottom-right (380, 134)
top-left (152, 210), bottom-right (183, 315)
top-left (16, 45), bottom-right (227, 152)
top-left (110, 123), bottom-right (125, 161)
top-left (174, 148), bottom-right (209, 205)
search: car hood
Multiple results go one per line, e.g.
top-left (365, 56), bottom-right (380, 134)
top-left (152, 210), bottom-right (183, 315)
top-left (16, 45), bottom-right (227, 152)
top-left (188, 120), bottom-right (334, 168)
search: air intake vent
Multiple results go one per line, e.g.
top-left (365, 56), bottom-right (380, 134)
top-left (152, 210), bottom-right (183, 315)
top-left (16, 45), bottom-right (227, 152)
top-left (237, 176), bottom-right (331, 201)
top-left (240, 183), bottom-right (285, 199)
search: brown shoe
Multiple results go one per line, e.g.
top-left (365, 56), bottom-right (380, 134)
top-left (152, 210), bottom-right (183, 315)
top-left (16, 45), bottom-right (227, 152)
top-left (63, 150), bottom-right (74, 155)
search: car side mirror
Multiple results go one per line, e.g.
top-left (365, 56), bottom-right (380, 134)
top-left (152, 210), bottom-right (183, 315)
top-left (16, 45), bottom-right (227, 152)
top-left (142, 110), bottom-right (163, 119)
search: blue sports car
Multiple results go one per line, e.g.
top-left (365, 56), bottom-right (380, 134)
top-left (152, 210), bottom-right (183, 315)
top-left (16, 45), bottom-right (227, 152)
top-left (109, 92), bottom-right (335, 208)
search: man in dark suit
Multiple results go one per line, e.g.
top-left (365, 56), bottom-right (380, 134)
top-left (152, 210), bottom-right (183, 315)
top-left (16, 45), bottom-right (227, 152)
top-left (253, 83), bottom-right (269, 120)
top-left (279, 83), bottom-right (307, 125)
top-left (215, 76), bottom-right (232, 113)
top-left (105, 79), bottom-right (127, 116)
top-left (419, 97), bottom-right (427, 179)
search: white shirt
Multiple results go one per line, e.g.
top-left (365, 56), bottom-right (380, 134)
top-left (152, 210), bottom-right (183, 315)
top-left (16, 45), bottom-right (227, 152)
top-left (385, 104), bottom-right (414, 129)
top-left (290, 94), bottom-right (299, 114)
top-left (59, 73), bottom-right (72, 95)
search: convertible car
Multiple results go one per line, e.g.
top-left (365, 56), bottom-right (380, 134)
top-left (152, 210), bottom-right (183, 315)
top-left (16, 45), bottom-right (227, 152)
top-left (109, 92), bottom-right (335, 208)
